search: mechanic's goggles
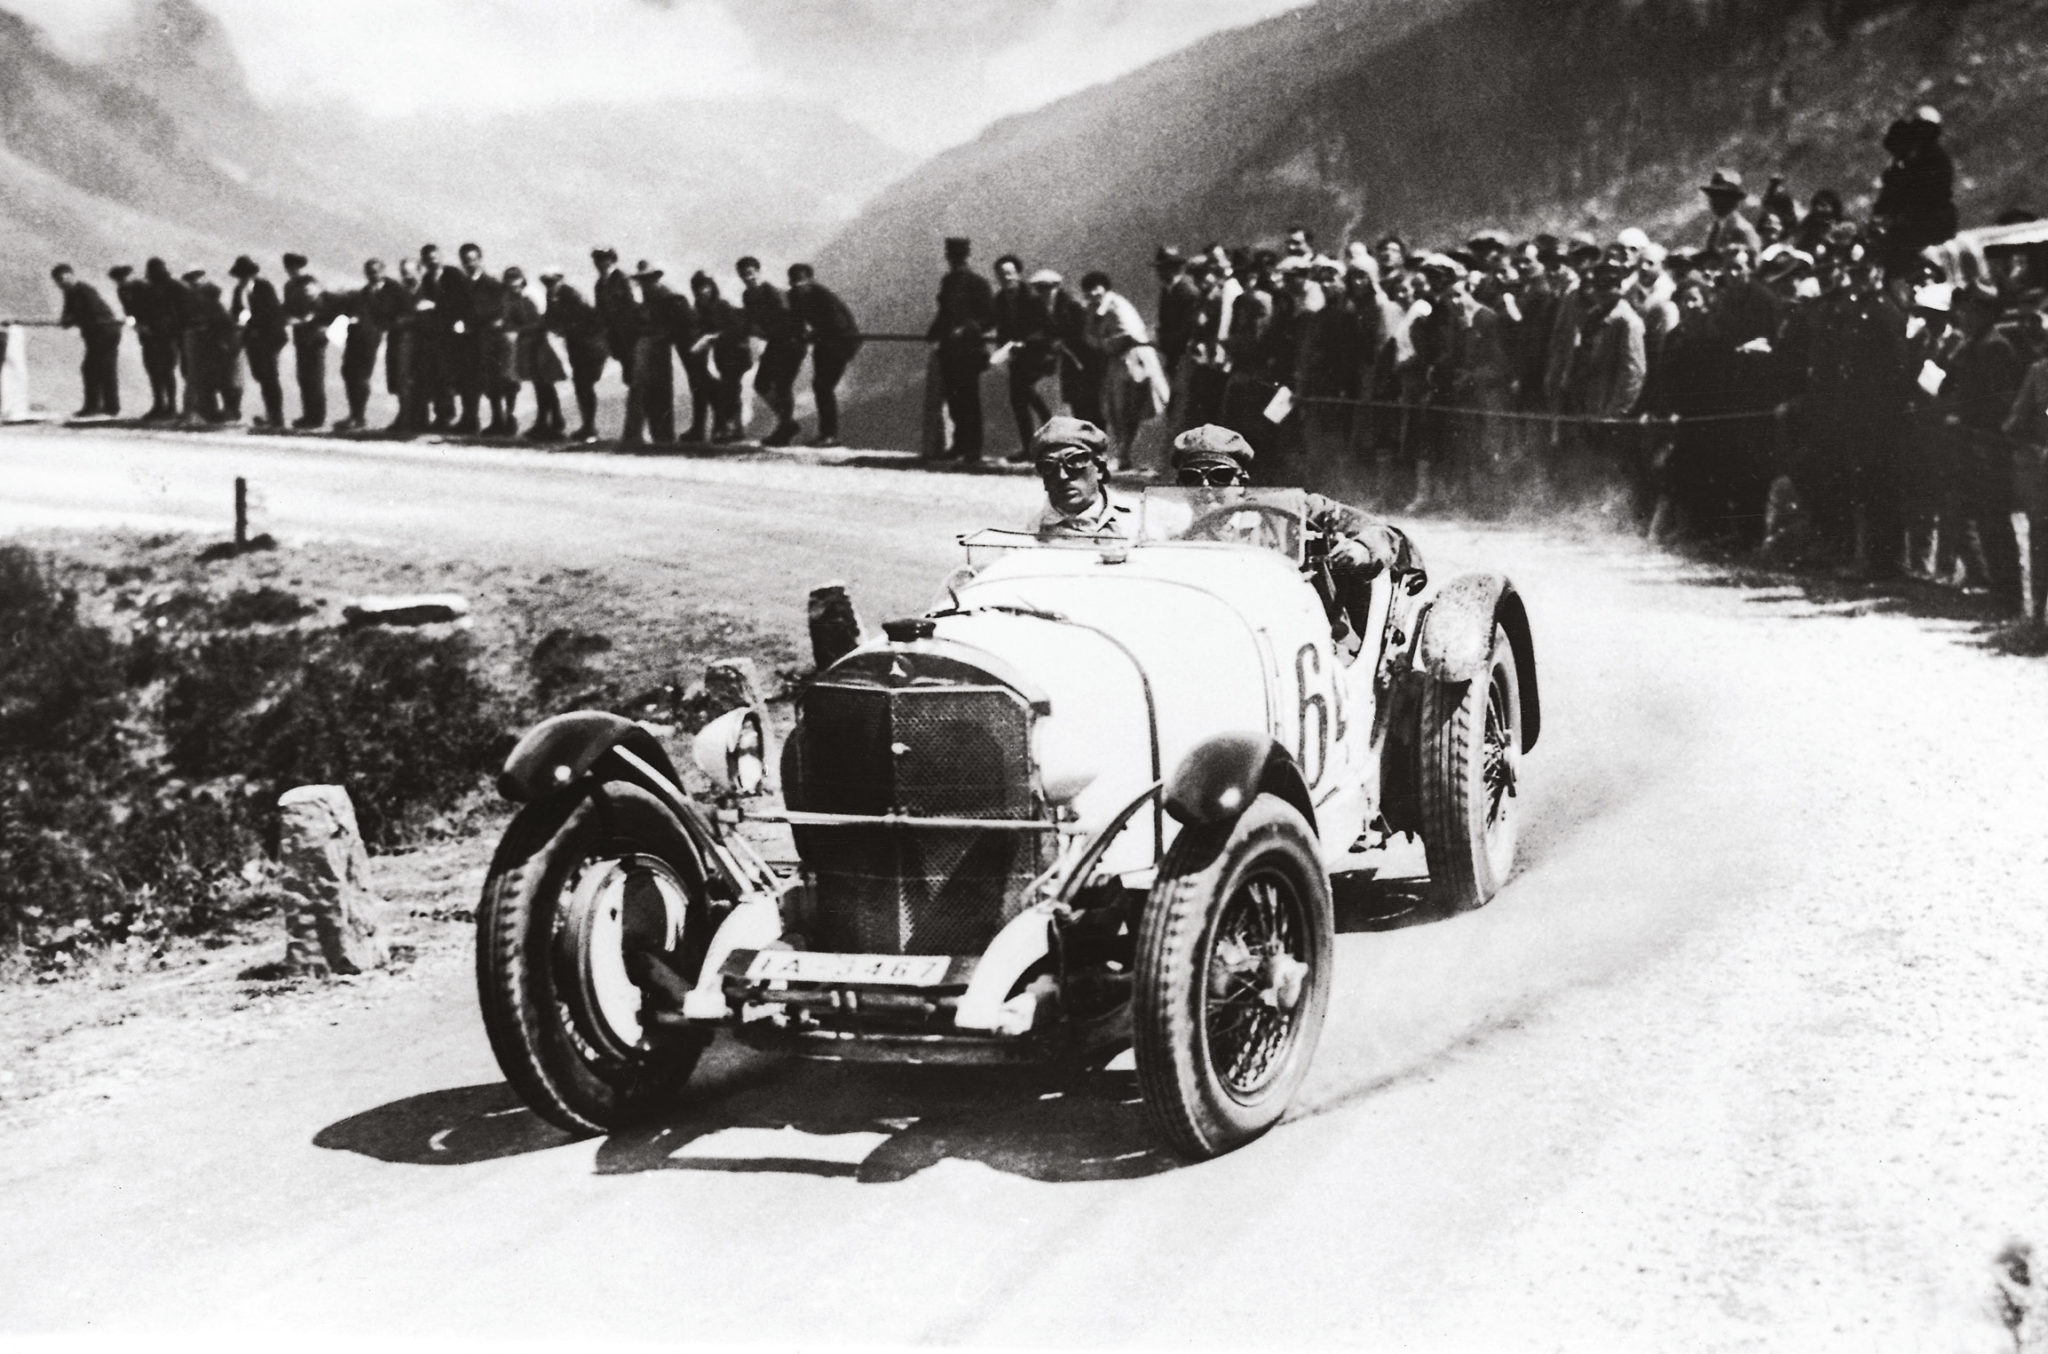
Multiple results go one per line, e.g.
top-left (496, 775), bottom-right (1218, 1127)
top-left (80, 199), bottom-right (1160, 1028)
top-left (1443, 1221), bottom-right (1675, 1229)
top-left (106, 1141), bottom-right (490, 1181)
top-left (1176, 464), bottom-right (1248, 487)
top-left (1036, 450), bottom-right (1099, 479)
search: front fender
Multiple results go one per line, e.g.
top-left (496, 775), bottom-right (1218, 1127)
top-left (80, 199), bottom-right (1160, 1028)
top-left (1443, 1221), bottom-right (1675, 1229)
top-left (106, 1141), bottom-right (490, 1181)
top-left (498, 710), bottom-right (691, 805)
top-left (1415, 574), bottom-right (1540, 752)
top-left (1163, 732), bottom-right (1317, 834)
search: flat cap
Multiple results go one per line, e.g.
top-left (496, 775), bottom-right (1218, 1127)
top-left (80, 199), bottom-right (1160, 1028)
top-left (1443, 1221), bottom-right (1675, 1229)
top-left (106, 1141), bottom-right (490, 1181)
top-left (591, 246), bottom-right (618, 263)
top-left (1027, 268), bottom-right (1063, 286)
top-left (1029, 416), bottom-right (1108, 462)
top-left (1171, 423), bottom-right (1255, 471)
top-left (281, 252), bottom-right (308, 270)
top-left (632, 259), bottom-right (664, 279)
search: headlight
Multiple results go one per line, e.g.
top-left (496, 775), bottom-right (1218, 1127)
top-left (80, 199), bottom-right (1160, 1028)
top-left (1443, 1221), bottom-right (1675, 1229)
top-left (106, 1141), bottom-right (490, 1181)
top-left (693, 707), bottom-right (767, 796)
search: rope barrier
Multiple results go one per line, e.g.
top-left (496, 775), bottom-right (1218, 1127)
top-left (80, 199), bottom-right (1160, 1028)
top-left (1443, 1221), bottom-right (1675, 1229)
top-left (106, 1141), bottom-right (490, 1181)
top-left (1294, 392), bottom-right (1786, 428)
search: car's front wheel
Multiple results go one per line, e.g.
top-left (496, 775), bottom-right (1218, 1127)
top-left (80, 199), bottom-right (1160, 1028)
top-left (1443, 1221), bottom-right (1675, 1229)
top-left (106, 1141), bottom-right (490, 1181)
top-left (1133, 794), bottom-right (1334, 1159)
top-left (476, 782), bottom-right (711, 1135)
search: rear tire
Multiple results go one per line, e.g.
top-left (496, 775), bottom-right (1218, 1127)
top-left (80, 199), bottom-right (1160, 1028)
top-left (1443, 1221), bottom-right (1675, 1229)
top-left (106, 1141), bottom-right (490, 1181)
top-left (1133, 794), bottom-right (1333, 1159)
top-left (476, 783), bottom-right (711, 1135)
top-left (1418, 622), bottom-right (1523, 912)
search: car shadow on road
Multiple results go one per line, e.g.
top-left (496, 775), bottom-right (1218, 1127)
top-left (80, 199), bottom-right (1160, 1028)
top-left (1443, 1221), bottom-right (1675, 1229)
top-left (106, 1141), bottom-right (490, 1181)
top-left (313, 1081), bottom-right (578, 1165)
top-left (313, 1054), bottom-right (1183, 1184)
top-left (1334, 873), bottom-right (1457, 933)
top-left (595, 1054), bottom-right (1179, 1185)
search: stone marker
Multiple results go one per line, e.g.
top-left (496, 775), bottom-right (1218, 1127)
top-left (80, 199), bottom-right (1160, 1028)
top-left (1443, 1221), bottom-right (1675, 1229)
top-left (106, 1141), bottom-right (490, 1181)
top-left (277, 785), bottom-right (389, 976)
top-left (807, 582), bottom-right (861, 670)
top-left (342, 593), bottom-right (470, 627)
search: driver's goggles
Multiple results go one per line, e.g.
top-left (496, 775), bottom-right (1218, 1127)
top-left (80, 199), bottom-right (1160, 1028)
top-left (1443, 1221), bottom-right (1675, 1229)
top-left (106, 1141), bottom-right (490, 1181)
top-left (1036, 452), bottom-right (1098, 479)
top-left (1176, 466), bottom-right (1248, 487)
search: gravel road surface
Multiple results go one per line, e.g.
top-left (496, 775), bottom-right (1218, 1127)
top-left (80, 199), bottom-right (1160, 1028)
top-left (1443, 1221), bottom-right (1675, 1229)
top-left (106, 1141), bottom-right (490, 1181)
top-left (2, 425), bottom-right (2045, 1351)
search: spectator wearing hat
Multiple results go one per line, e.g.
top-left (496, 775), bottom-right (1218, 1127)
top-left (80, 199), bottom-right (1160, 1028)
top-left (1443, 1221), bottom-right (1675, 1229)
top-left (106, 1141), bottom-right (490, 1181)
top-left (991, 255), bottom-right (1050, 455)
top-left (1025, 416), bottom-right (1130, 539)
top-left (449, 243), bottom-right (510, 435)
top-left (280, 253), bottom-right (331, 428)
top-left (1082, 271), bottom-right (1169, 472)
top-left (1155, 246), bottom-right (1204, 433)
top-left (337, 257), bottom-right (407, 432)
top-left (50, 263), bottom-right (123, 418)
top-left (738, 256), bottom-right (805, 446)
top-left (1406, 254), bottom-right (1510, 512)
top-left (228, 255), bottom-right (285, 427)
top-left (130, 258), bottom-right (185, 419)
top-left (176, 267), bottom-right (228, 424)
top-left (927, 236), bottom-right (996, 460)
top-left (1552, 261), bottom-right (1649, 507)
top-left (787, 262), bottom-right (861, 447)
top-left (412, 244), bottom-right (457, 430)
top-left (687, 271), bottom-right (751, 443)
top-left (1183, 261), bottom-right (1234, 428)
top-left (2002, 348), bottom-right (2048, 622)
top-left (1874, 106), bottom-right (1959, 269)
top-left (1940, 284), bottom-right (2025, 600)
top-left (501, 266), bottom-right (565, 441)
top-left (626, 261), bottom-right (684, 446)
top-left (1792, 189), bottom-right (1846, 255)
top-left (591, 247), bottom-right (640, 434)
top-left (1701, 171), bottom-right (1763, 257)
top-left (541, 268), bottom-right (608, 443)
top-left (1815, 242), bottom-right (1912, 575)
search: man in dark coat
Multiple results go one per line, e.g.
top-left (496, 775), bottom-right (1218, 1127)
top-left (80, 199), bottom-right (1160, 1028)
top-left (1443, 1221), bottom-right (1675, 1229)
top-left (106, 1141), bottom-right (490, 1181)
top-left (1941, 285), bottom-right (2026, 600)
top-left (412, 244), bottom-right (456, 429)
top-left (687, 271), bottom-right (749, 442)
top-left (1154, 246), bottom-right (1204, 433)
top-left (990, 254), bottom-right (1044, 455)
top-left (383, 257), bottom-right (421, 432)
top-left (543, 268), bottom-right (609, 443)
top-left (51, 264), bottom-right (122, 417)
top-left (338, 258), bottom-right (407, 431)
top-left (739, 255), bottom-right (805, 446)
top-left (1701, 171), bottom-right (1763, 256)
top-left (1873, 107), bottom-right (1959, 269)
top-left (503, 266), bottom-right (565, 441)
top-left (281, 254), bottom-right (330, 428)
top-left (592, 246), bottom-right (640, 406)
top-left (228, 255), bottom-right (286, 427)
top-left (926, 236), bottom-right (995, 460)
top-left (133, 258), bottom-right (185, 418)
top-left (787, 262), bottom-right (861, 447)
top-left (447, 243), bottom-right (491, 434)
top-left (177, 267), bottom-right (227, 424)
top-left (628, 261), bottom-right (684, 447)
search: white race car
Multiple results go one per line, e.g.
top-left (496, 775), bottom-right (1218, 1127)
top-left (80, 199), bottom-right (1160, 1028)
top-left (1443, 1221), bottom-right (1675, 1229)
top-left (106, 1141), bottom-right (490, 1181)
top-left (477, 487), bottom-right (1540, 1159)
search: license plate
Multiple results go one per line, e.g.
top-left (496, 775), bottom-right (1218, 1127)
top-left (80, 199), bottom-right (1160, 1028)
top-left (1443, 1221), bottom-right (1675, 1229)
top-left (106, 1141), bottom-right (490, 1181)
top-left (744, 951), bottom-right (952, 987)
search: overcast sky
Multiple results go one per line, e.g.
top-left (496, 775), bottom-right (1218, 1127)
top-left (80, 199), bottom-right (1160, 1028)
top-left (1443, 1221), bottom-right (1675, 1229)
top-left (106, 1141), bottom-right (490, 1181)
top-left (13, 0), bottom-right (1315, 154)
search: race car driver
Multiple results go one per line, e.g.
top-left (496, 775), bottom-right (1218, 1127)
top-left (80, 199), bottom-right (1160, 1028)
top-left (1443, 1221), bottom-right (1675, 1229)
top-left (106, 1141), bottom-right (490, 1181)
top-left (1170, 422), bottom-right (1417, 633)
top-left (1026, 415), bottom-right (1135, 539)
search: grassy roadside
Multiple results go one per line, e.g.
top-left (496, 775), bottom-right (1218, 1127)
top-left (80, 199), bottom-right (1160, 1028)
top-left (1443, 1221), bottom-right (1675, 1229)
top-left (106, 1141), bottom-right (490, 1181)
top-left (0, 524), bottom-right (801, 1125)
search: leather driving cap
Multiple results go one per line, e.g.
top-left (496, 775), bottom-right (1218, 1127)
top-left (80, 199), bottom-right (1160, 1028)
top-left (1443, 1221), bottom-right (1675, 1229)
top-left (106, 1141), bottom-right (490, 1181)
top-left (1172, 424), bottom-right (1255, 471)
top-left (1030, 416), bottom-right (1109, 462)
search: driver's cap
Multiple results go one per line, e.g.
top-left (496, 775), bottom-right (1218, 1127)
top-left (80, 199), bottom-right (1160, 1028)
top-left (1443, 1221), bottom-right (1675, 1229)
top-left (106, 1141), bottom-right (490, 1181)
top-left (1172, 424), bottom-right (1255, 473)
top-left (1030, 416), bottom-right (1108, 464)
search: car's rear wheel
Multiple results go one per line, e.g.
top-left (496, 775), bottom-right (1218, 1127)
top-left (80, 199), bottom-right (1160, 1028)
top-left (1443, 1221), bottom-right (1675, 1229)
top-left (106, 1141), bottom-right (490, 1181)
top-left (476, 782), bottom-right (711, 1135)
top-left (1418, 621), bottom-right (1522, 911)
top-left (1133, 794), bottom-right (1333, 1159)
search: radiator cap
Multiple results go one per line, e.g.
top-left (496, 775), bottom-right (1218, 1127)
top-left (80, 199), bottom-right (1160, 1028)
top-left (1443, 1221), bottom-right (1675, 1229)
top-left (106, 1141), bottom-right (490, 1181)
top-left (882, 617), bottom-right (936, 642)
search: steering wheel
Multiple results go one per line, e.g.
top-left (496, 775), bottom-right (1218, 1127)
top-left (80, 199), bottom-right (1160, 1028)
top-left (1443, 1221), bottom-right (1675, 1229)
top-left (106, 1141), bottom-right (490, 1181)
top-left (1179, 502), bottom-right (1303, 552)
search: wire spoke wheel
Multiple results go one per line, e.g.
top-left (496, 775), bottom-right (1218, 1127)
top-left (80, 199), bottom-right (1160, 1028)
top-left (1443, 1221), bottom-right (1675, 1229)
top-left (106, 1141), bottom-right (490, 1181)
top-left (1420, 621), bottom-right (1523, 912)
top-left (1201, 872), bottom-right (1310, 1101)
top-left (1135, 793), bottom-right (1333, 1159)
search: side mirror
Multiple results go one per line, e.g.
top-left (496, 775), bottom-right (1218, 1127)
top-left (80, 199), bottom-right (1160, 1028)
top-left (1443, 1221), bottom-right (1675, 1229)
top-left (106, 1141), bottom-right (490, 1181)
top-left (692, 707), bottom-right (768, 797)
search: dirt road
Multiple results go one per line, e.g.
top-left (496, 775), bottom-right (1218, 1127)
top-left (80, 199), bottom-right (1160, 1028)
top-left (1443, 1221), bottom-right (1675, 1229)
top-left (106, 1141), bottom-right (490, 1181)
top-left (3, 425), bottom-right (2046, 1350)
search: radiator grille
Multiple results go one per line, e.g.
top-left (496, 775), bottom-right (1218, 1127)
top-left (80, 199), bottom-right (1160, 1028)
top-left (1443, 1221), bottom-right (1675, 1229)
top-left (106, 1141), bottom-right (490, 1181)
top-left (786, 681), bottom-right (1046, 956)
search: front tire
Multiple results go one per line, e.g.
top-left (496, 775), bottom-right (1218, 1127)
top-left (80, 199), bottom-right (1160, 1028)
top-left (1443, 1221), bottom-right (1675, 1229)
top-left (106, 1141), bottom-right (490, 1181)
top-left (1133, 794), bottom-right (1334, 1159)
top-left (1418, 622), bottom-right (1523, 911)
top-left (476, 783), bottom-right (711, 1135)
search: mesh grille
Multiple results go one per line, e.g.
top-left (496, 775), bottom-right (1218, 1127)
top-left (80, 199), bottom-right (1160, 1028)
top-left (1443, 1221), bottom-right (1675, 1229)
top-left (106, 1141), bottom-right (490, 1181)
top-left (788, 682), bottom-right (1046, 956)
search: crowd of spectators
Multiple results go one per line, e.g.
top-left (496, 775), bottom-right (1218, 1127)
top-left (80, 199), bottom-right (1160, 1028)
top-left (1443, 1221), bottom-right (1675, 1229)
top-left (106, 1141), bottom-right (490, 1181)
top-left (934, 105), bottom-right (2046, 620)
top-left (47, 244), bottom-right (864, 448)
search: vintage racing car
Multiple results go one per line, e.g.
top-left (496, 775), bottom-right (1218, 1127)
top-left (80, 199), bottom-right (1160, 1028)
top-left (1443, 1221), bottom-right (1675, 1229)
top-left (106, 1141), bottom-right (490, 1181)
top-left (476, 487), bottom-right (1540, 1158)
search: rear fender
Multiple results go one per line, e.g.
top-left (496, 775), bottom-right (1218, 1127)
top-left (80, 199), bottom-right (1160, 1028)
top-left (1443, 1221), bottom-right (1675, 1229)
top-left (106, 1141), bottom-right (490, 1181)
top-left (1163, 732), bottom-right (1317, 835)
top-left (1415, 574), bottom-right (1540, 752)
